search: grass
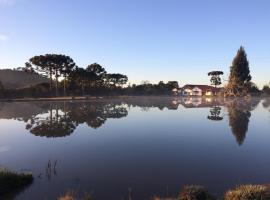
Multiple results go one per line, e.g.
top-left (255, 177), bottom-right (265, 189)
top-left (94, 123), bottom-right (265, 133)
top-left (0, 168), bottom-right (33, 196)
top-left (178, 185), bottom-right (215, 200)
top-left (224, 184), bottom-right (270, 200)
top-left (58, 191), bottom-right (92, 200)
top-left (57, 184), bottom-right (270, 200)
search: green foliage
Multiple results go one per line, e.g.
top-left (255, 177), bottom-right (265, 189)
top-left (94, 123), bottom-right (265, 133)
top-left (0, 168), bottom-right (33, 195)
top-left (68, 67), bottom-right (90, 95)
top-left (125, 81), bottom-right (179, 95)
top-left (230, 46), bottom-right (251, 84)
top-left (29, 54), bottom-right (76, 95)
top-left (226, 46), bottom-right (252, 96)
top-left (224, 185), bottom-right (269, 200)
top-left (167, 81), bottom-right (179, 90)
top-left (106, 73), bottom-right (128, 87)
top-left (246, 82), bottom-right (260, 94)
top-left (178, 185), bottom-right (214, 200)
top-left (207, 71), bottom-right (223, 87)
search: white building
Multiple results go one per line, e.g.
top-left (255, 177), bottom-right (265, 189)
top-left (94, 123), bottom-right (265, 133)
top-left (181, 85), bottom-right (219, 96)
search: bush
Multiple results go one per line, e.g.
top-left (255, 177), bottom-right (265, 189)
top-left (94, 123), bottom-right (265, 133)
top-left (0, 168), bottom-right (33, 195)
top-left (178, 185), bottom-right (215, 200)
top-left (224, 184), bottom-right (269, 200)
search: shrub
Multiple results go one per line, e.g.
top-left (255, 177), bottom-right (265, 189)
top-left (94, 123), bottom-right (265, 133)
top-left (178, 185), bottom-right (215, 200)
top-left (224, 184), bottom-right (269, 200)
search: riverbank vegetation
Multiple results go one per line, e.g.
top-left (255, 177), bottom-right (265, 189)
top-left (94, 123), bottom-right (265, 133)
top-left (0, 168), bottom-right (33, 197)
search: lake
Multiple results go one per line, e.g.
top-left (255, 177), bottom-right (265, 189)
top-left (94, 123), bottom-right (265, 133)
top-left (0, 97), bottom-right (270, 199)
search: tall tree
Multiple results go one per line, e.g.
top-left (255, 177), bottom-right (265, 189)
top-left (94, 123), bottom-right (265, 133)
top-left (69, 67), bottom-right (90, 95)
top-left (86, 63), bottom-right (107, 87)
top-left (106, 73), bottom-right (128, 87)
top-left (58, 55), bottom-right (76, 96)
top-left (29, 55), bottom-right (54, 91)
top-left (226, 46), bottom-right (252, 96)
top-left (24, 62), bottom-right (35, 74)
top-left (29, 54), bottom-right (76, 96)
top-left (208, 71), bottom-right (223, 88)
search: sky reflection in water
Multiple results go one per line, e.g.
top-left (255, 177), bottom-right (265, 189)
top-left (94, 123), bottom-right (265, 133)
top-left (0, 97), bottom-right (270, 199)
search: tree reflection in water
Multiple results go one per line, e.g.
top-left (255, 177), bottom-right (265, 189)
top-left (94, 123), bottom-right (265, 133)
top-left (24, 101), bottom-right (128, 137)
top-left (262, 98), bottom-right (270, 111)
top-left (207, 106), bottom-right (223, 121)
top-left (0, 97), bottom-right (264, 145)
top-left (68, 103), bottom-right (128, 129)
top-left (226, 98), bottom-right (260, 145)
top-left (26, 104), bottom-right (76, 138)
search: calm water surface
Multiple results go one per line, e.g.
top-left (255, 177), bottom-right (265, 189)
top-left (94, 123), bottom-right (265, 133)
top-left (1, 97), bottom-right (270, 199)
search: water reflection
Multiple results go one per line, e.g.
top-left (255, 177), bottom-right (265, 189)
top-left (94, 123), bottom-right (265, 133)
top-left (262, 98), bottom-right (270, 111)
top-left (22, 102), bottom-right (128, 137)
top-left (26, 106), bottom-right (76, 138)
top-left (0, 97), bottom-right (264, 145)
top-left (226, 98), bottom-right (260, 145)
top-left (207, 106), bottom-right (223, 121)
top-left (67, 102), bottom-right (128, 129)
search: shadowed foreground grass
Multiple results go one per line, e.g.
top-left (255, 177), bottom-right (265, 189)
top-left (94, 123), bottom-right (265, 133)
top-left (58, 191), bottom-right (92, 200)
top-left (154, 185), bottom-right (270, 200)
top-left (0, 168), bottom-right (33, 197)
top-left (58, 184), bottom-right (270, 200)
top-left (0, 172), bottom-right (269, 200)
top-left (224, 184), bottom-right (270, 200)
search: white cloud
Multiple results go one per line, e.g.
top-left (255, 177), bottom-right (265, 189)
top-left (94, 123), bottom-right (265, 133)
top-left (0, 34), bottom-right (8, 42)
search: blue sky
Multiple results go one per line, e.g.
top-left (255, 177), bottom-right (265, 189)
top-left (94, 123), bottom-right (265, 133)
top-left (0, 0), bottom-right (269, 87)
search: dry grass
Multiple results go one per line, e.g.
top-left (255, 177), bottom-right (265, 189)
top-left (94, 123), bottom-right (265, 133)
top-left (224, 184), bottom-right (269, 200)
top-left (57, 184), bottom-right (270, 200)
top-left (178, 185), bottom-right (215, 200)
top-left (58, 191), bottom-right (92, 200)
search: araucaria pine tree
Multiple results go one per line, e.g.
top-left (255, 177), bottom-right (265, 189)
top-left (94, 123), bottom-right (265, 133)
top-left (226, 46), bottom-right (252, 97)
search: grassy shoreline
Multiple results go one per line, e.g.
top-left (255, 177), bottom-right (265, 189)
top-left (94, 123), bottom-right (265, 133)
top-left (0, 169), bottom-right (270, 200)
top-left (57, 184), bottom-right (270, 200)
top-left (0, 168), bottom-right (33, 197)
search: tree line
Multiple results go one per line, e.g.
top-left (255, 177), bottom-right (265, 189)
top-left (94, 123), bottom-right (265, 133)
top-left (23, 54), bottom-right (128, 96)
top-left (0, 54), bottom-right (180, 98)
top-left (0, 47), bottom-right (270, 98)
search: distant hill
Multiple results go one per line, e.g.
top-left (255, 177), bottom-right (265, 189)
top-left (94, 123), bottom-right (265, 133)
top-left (0, 69), bottom-right (49, 89)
